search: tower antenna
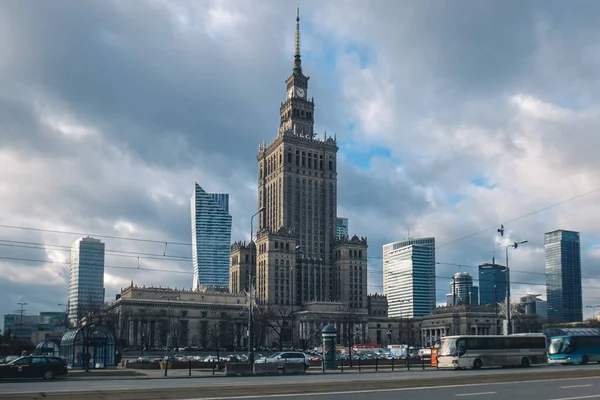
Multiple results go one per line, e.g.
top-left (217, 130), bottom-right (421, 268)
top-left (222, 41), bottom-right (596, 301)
top-left (294, 8), bottom-right (302, 72)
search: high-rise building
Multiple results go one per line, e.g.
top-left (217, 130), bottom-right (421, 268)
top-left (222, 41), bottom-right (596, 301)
top-left (383, 238), bottom-right (436, 318)
top-left (191, 183), bottom-right (232, 290)
top-left (244, 9), bottom-right (367, 307)
top-left (69, 237), bottom-right (105, 322)
top-left (447, 272), bottom-right (478, 306)
top-left (545, 229), bottom-right (583, 323)
top-left (336, 217), bottom-right (348, 240)
top-left (478, 260), bottom-right (507, 306)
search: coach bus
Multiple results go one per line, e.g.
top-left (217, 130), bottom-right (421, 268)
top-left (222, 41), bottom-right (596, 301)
top-left (437, 334), bottom-right (547, 369)
top-left (548, 334), bottom-right (600, 364)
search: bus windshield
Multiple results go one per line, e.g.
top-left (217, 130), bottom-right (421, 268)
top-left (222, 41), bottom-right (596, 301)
top-left (439, 338), bottom-right (457, 356)
top-left (548, 337), bottom-right (571, 355)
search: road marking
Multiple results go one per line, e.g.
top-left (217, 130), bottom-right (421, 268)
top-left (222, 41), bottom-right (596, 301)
top-left (561, 385), bottom-right (593, 389)
top-left (456, 393), bottom-right (496, 397)
top-left (181, 377), bottom-right (600, 399)
top-left (549, 396), bottom-right (600, 400)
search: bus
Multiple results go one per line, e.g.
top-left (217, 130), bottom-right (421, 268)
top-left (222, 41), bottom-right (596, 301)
top-left (548, 334), bottom-right (600, 365)
top-left (437, 334), bottom-right (547, 369)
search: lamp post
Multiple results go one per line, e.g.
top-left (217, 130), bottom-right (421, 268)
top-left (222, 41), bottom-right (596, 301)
top-left (505, 240), bottom-right (527, 335)
top-left (292, 246), bottom-right (304, 349)
top-left (58, 303), bottom-right (69, 330)
top-left (248, 207), bottom-right (265, 365)
top-left (160, 295), bottom-right (177, 376)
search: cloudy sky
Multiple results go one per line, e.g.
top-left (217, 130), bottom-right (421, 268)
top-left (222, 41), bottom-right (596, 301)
top-left (2, 0), bottom-right (600, 322)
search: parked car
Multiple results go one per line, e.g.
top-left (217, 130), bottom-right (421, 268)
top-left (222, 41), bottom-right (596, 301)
top-left (0, 356), bottom-right (68, 380)
top-left (261, 352), bottom-right (310, 370)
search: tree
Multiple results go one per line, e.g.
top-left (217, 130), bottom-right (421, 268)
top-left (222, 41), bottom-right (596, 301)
top-left (207, 317), bottom-right (230, 363)
top-left (262, 305), bottom-right (294, 351)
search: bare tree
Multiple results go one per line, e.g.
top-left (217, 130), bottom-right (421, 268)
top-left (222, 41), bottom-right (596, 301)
top-left (207, 318), bottom-right (229, 362)
top-left (262, 305), bottom-right (294, 351)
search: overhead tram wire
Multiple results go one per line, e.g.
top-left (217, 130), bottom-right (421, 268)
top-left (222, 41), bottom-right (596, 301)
top-left (1, 184), bottom-right (599, 253)
top-left (0, 223), bottom-right (192, 247)
top-left (3, 237), bottom-right (600, 281)
top-left (435, 185), bottom-right (600, 249)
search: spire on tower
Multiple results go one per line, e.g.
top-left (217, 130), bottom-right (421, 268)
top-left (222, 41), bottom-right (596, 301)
top-left (294, 7), bottom-right (302, 73)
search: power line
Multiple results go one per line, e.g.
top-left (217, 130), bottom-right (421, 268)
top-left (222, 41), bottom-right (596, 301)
top-left (435, 186), bottom-right (600, 249)
top-left (0, 224), bottom-right (191, 247)
top-left (0, 239), bottom-right (192, 262)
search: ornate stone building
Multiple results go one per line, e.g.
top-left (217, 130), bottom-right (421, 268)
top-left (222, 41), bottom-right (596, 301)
top-left (108, 284), bottom-right (248, 350)
top-left (230, 10), bottom-right (368, 313)
top-left (229, 241), bottom-right (255, 295)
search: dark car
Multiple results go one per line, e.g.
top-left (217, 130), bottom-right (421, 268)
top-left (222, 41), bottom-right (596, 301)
top-left (0, 356), bottom-right (68, 380)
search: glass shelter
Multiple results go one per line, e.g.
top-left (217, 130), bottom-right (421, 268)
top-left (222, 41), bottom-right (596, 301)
top-left (35, 340), bottom-right (61, 356)
top-left (60, 326), bottom-right (115, 369)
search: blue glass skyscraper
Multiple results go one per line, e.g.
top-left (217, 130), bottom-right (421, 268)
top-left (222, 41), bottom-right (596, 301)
top-left (191, 183), bottom-right (232, 290)
top-left (478, 260), bottom-right (507, 306)
top-left (545, 229), bottom-right (582, 323)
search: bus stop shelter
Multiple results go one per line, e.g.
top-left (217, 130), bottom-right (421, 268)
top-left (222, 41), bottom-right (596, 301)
top-left (60, 326), bottom-right (116, 369)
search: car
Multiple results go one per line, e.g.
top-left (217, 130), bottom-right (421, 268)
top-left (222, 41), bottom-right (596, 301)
top-left (262, 351), bottom-right (310, 370)
top-left (0, 356), bottom-right (68, 380)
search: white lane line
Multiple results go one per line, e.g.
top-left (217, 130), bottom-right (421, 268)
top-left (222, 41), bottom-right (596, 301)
top-left (549, 395), bottom-right (600, 400)
top-left (456, 393), bottom-right (496, 397)
top-left (561, 385), bottom-right (593, 389)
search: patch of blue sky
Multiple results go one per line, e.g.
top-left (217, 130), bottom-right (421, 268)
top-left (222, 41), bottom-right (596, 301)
top-left (471, 176), bottom-right (497, 190)
top-left (338, 139), bottom-right (394, 170)
top-left (447, 193), bottom-right (467, 205)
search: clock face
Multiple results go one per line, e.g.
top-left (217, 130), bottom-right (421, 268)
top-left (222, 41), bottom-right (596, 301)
top-left (296, 88), bottom-right (305, 98)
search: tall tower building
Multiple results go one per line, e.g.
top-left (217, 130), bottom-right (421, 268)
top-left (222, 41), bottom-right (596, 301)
top-left (383, 237), bottom-right (435, 318)
top-left (336, 217), bottom-right (348, 240)
top-left (251, 9), bottom-right (367, 306)
top-left (545, 229), bottom-right (583, 323)
top-left (191, 183), bottom-right (232, 290)
top-left (478, 260), bottom-right (507, 306)
top-left (448, 272), bottom-right (477, 305)
top-left (69, 237), bottom-right (105, 323)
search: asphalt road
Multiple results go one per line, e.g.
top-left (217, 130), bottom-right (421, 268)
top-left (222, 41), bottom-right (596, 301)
top-left (2, 364), bottom-right (600, 399)
top-left (189, 376), bottom-right (600, 400)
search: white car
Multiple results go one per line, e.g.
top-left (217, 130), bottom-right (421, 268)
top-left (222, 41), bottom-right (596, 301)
top-left (263, 352), bottom-right (309, 369)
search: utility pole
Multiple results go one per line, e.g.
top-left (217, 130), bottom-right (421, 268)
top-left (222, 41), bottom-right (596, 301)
top-left (16, 302), bottom-right (27, 338)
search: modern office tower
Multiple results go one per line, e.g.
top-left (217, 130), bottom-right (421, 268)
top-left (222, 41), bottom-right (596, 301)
top-left (336, 217), bottom-right (348, 240)
top-left (471, 286), bottom-right (479, 305)
top-left (545, 229), bottom-right (583, 322)
top-left (69, 237), bottom-right (105, 323)
top-left (449, 272), bottom-right (475, 305)
top-left (250, 9), bottom-right (368, 307)
top-left (478, 260), bottom-right (507, 306)
top-left (191, 183), bottom-right (232, 290)
top-left (383, 237), bottom-right (436, 318)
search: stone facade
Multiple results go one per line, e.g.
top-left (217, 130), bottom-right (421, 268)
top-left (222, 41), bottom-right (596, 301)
top-left (229, 241), bottom-right (255, 294)
top-left (231, 11), bottom-right (368, 310)
top-left (107, 284), bottom-right (249, 350)
top-left (333, 235), bottom-right (368, 308)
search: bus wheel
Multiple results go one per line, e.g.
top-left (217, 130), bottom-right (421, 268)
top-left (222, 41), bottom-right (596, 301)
top-left (472, 359), bottom-right (482, 370)
top-left (521, 357), bottom-right (530, 368)
top-left (581, 355), bottom-right (588, 365)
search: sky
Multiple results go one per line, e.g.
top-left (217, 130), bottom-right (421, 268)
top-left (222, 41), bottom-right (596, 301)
top-left (2, 0), bottom-right (600, 321)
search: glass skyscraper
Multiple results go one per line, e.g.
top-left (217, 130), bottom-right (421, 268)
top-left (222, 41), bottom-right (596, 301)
top-left (478, 261), bottom-right (507, 306)
top-left (545, 229), bottom-right (583, 323)
top-left (69, 237), bottom-right (105, 323)
top-left (383, 237), bottom-right (436, 318)
top-left (336, 217), bottom-right (348, 240)
top-left (191, 183), bottom-right (232, 290)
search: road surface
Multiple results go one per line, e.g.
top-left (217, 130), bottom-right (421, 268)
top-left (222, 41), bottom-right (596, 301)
top-left (183, 376), bottom-right (600, 400)
top-left (2, 363), bottom-right (600, 399)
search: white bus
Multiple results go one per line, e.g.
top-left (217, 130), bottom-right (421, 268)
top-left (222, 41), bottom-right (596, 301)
top-left (437, 334), bottom-right (547, 369)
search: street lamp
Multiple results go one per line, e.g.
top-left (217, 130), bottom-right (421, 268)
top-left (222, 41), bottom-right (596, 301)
top-left (58, 303), bottom-right (69, 329)
top-left (248, 207), bottom-right (265, 365)
top-left (291, 245), bottom-right (304, 349)
top-left (160, 295), bottom-right (177, 376)
top-left (505, 240), bottom-right (527, 335)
